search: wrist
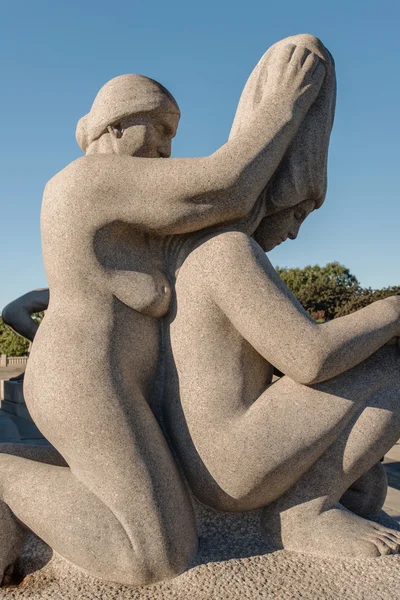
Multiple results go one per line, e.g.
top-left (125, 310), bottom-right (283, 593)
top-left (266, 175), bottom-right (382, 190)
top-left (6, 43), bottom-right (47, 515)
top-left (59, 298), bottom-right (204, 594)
top-left (383, 296), bottom-right (400, 335)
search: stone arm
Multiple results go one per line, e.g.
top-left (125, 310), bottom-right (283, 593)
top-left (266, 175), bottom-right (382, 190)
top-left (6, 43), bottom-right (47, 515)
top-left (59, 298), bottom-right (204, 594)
top-left (48, 45), bottom-right (325, 236)
top-left (2, 289), bottom-right (49, 342)
top-left (200, 232), bottom-right (400, 385)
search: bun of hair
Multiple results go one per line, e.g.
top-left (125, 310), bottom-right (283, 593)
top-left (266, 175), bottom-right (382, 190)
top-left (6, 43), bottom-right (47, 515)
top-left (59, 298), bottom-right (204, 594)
top-left (75, 114), bottom-right (89, 153)
top-left (75, 74), bottom-right (180, 154)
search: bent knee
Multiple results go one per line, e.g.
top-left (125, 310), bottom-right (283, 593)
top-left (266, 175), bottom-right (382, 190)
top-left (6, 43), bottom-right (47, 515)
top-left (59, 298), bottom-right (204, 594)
top-left (1, 305), bottom-right (18, 328)
top-left (115, 542), bottom-right (196, 586)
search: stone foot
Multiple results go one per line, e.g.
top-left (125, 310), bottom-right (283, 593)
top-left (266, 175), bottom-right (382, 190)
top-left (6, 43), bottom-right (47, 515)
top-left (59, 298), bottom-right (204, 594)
top-left (262, 502), bottom-right (400, 558)
top-left (366, 508), bottom-right (400, 532)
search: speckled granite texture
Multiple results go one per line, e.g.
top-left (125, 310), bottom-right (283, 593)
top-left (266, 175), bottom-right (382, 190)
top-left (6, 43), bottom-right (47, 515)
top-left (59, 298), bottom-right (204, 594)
top-left (2, 31), bottom-right (400, 592)
top-left (7, 504), bottom-right (400, 599)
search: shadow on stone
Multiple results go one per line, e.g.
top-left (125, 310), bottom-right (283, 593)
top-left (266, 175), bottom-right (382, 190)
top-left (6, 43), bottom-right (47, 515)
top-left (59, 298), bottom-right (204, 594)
top-left (12, 534), bottom-right (53, 586)
top-left (189, 501), bottom-right (276, 568)
top-left (384, 462), bottom-right (400, 490)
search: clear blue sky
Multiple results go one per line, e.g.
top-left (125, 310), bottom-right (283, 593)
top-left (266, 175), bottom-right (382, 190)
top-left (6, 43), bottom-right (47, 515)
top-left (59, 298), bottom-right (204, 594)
top-left (1, 0), bottom-right (399, 309)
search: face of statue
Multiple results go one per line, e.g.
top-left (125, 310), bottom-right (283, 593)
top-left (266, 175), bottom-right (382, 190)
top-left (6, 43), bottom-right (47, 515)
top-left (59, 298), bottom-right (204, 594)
top-left (253, 199), bottom-right (315, 252)
top-left (109, 109), bottom-right (179, 158)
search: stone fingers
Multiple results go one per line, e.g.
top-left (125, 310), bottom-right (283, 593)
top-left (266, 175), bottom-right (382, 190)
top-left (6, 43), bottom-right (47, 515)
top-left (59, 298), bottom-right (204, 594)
top-left (273, 43), bottom-right (297, 69)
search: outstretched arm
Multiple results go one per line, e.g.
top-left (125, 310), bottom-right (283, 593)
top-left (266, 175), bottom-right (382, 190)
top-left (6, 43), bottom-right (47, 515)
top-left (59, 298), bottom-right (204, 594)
top-left (199, 232), bottom-right (400, 385)
top-left (49, 45), bottom-right (325, 236)
top-left (2, 289), bottom-right (49, 342)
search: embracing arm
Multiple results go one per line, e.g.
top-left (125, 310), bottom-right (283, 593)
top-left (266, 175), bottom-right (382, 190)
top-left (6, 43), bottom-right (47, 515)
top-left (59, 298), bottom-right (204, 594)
top-left (200, 232), bottom-right (400, 384)
top-left (55, 45), bottom-right (324, 235)
top-left (2, 289), bottom-right (49, 342)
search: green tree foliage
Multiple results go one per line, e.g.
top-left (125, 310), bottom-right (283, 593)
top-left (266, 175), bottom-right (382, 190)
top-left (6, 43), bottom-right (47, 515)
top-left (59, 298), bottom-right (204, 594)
top-left (335, 286), bottom-right (400, 318)
top-left (276, 263), bottom-right (399, 321)
top-left (276, 262), bottom-right (361, 321)
top-left (0, 317), bottom-right (30, 356)
top-left (0, 312), bottom-right (44, 357)
top-left (32, 311), bottom-right (45, 326)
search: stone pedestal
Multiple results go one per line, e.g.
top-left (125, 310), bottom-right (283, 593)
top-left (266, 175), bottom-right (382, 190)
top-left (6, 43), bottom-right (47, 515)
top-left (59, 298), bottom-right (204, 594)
top-left (0, 380), bottom-right (47, 443)
top-left (10, 503), bottom-right (400, 599)
top-left (2, 380), bottom-right (31, 419)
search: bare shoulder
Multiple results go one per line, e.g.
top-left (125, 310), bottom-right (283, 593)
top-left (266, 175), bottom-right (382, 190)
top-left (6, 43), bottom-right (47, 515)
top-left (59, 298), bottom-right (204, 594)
top-left (42, 156), bottom-right (122, 222)
top-left (44, 156), bottom-right (108, 198)
top-left (179, 231), bottom-right (275, 298)
top-left (43, 154), bottom-right (150, 207)
top-left (194, 230), bottom-right (269, 269)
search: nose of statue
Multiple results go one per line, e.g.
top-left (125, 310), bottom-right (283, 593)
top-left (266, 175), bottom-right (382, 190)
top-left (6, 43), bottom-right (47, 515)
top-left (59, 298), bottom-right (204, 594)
top-left (158, 144), bottom-right (171, 158)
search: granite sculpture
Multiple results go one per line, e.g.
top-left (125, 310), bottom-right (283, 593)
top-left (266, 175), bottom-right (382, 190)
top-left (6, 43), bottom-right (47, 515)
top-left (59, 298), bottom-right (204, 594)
top-left (0, 33), bottom-right (399, 590)
top-left (163, 35), bottom-right (400, 559)
top-left (0, 35), bottom-right (330, 586)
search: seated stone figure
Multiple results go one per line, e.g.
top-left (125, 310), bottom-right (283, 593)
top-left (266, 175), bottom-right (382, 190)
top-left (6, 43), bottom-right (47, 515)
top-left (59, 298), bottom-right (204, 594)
top-left (3, 285), bottom-right (387, 515)
top-left (163, 34), bottom-right (400, 559)
top-left (0, 37), bottom-right (324, 586)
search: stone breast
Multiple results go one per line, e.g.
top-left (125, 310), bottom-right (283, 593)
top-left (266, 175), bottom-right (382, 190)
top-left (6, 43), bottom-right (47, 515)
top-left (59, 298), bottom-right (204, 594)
top-left (94, 221), bottom-right (172, 318)
top-left (108, 269), bottom-right (171, 317)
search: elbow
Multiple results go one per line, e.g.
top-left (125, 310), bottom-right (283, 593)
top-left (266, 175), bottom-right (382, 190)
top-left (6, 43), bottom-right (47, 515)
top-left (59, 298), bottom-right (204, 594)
top-left (293, 371), bottom-right (324, 386)
top-left (287, 367), bottom-right (322, 386)
top-left (287, 357), bottom-right (332, 386)
top-left (284, 342), bottom-right (329, 385)
top-left (1, 305), bottom-right (36, 342)
top-left (288, 326), bottom-right (333, 385)
top-left (1, 304), bottom-right (19, 328)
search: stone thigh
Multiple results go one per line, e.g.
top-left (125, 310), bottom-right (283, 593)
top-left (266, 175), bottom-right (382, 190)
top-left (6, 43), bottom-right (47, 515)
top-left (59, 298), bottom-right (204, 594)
top-left (194, 345), bottom-right (399, 511)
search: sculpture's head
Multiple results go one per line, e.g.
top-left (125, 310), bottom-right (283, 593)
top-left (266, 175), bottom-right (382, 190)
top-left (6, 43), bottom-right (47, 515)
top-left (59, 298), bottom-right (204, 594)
top-left (76, 74), bottom-right (180, 157)
top-left (252, 198), bottom-right (315, 252)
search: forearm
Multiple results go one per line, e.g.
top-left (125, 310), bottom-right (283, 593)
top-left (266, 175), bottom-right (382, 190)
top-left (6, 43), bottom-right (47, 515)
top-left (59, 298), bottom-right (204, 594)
top-left (113, 102), bottom-right (308, 235)
top-left (211, 99), bottom-right (304, 208)
top-left (2, 289), bottom-right (49, 342)
top-left (2, 307), bottom-right (38, 341)
top-left (306, 298), bottom-right (399, 384)
top-left (156, 103), bottom-right (304, 233)
top-left (91, 46), bottom-right (324, 235)
top-left (204, 233), bottom-right (399, 386)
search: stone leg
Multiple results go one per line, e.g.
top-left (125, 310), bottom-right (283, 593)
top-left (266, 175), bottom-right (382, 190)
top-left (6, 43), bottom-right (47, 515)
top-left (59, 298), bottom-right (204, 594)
top-left (0, 444), bottom-right (66, 585)
top-left (261, 346), bottom-right (400, 558)
top-left (191, 346), bottom-right (398, 511)
top-left (0, 416), bottom-right (197, 587)
top-left (0, 449), bottom-right (196, 586)
top-left (0, 444), bottom-right (69, 575)
top-left (0, 500), bottom-right (25, 585)
top-left (266, 384), bottom-right (387, 517)
top-left (340, 461), bottom-right (388, 516)
top-left (0, 443), bottom-right (67, 465)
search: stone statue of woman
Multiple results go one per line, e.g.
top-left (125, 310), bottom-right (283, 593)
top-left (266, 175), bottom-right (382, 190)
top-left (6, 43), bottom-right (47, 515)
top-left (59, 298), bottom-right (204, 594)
top-left (0, 38), bottom-right (325, 585)
top-left (162, 34), bottom-right (400, 559)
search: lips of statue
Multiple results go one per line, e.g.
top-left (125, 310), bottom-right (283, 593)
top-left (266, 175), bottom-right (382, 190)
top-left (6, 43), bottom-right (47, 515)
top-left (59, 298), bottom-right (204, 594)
top-left (253, 199), bottom-right (316, 252)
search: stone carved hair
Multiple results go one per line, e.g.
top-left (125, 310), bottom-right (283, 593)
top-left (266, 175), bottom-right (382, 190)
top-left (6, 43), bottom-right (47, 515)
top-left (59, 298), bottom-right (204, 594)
top-left (230, 34), bottom-right (336, 221)
top-left (76, 74), bottom-right (180, 153)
